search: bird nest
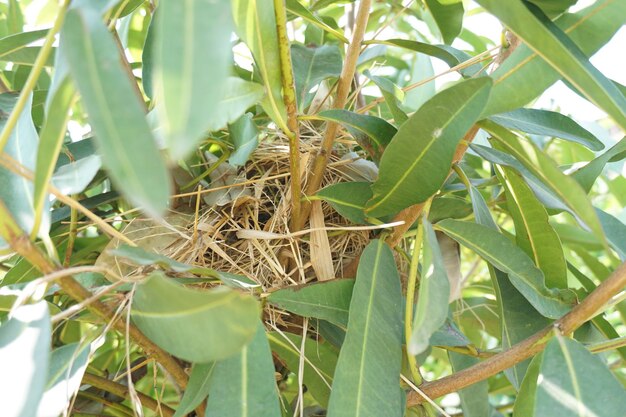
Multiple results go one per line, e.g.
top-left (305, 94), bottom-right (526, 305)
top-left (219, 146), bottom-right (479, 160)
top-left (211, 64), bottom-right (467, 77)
top-left (98, 123), bottom-right (382, 294)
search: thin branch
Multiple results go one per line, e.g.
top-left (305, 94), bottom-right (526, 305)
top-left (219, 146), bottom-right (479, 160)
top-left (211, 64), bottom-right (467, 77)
top-left (274, 0), bottom-right (303, 231)
top-left (297, 0), bottom-right (373, 230)
top-left (82, 373), bottom-right (176, 417)
top-left (407, 261), bottom-right (626, 406)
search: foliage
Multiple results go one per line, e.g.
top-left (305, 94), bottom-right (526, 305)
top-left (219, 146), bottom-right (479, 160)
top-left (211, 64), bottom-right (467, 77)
top-left (0, 0), bottom-right (625, 416)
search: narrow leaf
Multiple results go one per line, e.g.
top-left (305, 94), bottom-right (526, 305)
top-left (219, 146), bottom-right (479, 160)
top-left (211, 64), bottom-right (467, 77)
top-left (232, 0), bottom-right (288, 130)
top-left (131, 272), bottom-right (260, 362)
top-left (571, 139), bottom-right (626, 193)
top-left (489, 108), bottom-right (604, 151)
top-left (61, 7), bottom-right (171, 215)
top-left (173, 362), bottom-right (216, 417)
top-left (424, 0), bottom-right (464, 45)
top-left (500, 168), bottom-right (568, 288)
top-left (206, 322), bottom-right (281, 417)
top-left (364, 70), bottom-right (408, 124)
top-left (481, 0), bottom-right (626, 119)
top-left (0, 93), bottom-right (40, 249)
top-left (285, 0), bottom-right (348, 43)
top-left (366, 77), bottom-right (492, 217)
top-left (152, 0), bottom-right (232, 159)
top-left (291, 44), bottom-right (342, 110)
top-left (449, 353), bottom-right (491, 417)
top-left (409, 219), bottom-right (450, 356)
top-left (267, 279), bottom-right (354, 328)
top-left (205, 77), bottom-right (265, 132)
top-left (437, 219), bottom-right (573, 318)
top-left (51, 155), bottom-right (102, 195)
top-left (316, 182), bottom-right (373, 224)
top-left (0, 29), bottom-right (48, 59)
top-left (326, 240), bottom-right (403, 417)
top-left (595, 208), bottom-right (626, 261)
top-left (317, 109), bottom-right (396, 162)
top-left (0, 302), bottom-right (51, 417)
top-left (229, 113), bottom-right (260, 167)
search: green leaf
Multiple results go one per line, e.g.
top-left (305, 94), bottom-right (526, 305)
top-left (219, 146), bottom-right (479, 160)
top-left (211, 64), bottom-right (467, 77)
top-left (514, 337), bottom-right (626, 416)
top-left (526, 0), bottom-right (577, 17)
top-left (377, 39), bottom-right (481, 77)
top-left (267, 279), bottom-right (354, 328)
top-left (173, 362), bottom-right (216, 417)
top-left (437, 219), bottom-right (572, 318)
top-left (366, 77), bottom-right (492, 217)
top-left (0, 29), bottom-right (48, 59)
top-left (317, 109), bottom-right (396, 162)
top-left (232, 0), bottom-right (288, 131)
top-left (500, 168), bottom-right (567, 288)
top-left (364, 70), bottom-right (408, 125)
top-left (481, 0), bottom-right (626, 118)
top-left (268, 331), bottom-right (338, 407)
top-left (33, 77), bottom-right (75, 236)
top-left (286, 0), bottom-right (348, 42)
top-left (409, 219), bottom-right (450, 356)
top-left (291, 44), bottom-right (342, 110)
top-left (37, 342), bottom-right (90, 417)
top-left (466, 184), bottom-right (550, 387)
top-left (428, 196), bottom-right (473, 223)
top-left (206, 322), bottom-right (281, 417)
top-left (0, 93), bottom-right (40, 249)
top-left (477, 0), bottom-right (626, 131)
top-left (51, 155), bottom-right (102, 195)
top-left (316, 182), bottom-right (373, 224)
top-left (489, 108), bottom-right (604, 151)
top-left (61, 7), bottom-right (171, 216)
top-left (229, 113), bottom-right (260, 167)
top-left (152, 0), bottom-right (232, 159)
top-left (326, 240), bottom-right (403, 417)
top-left (0, 301), bottom-right (51, 417)
top-left (205, 77), bottom-right (265, 132)
top-left (482, 121), bottom-right (605, 242)
top-left (512, 349), bottom-right (543, 416)
top-left (595, 208), bottom-right (626, 261)
top-left (424, 0), bottom-right (464, 45)
top-left (131, 272), bottom-right (260, 362)
top-left (571, 139), bottom-right (626, 193)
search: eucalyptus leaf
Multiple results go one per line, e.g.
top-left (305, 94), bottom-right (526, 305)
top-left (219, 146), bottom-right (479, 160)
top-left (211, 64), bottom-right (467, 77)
top-left (229, 113), bottom-right (259, 167)
top-left (51, 155), bottom-right (102, 195)
top-left (489, 108), bottom-right (604, 151)
top-left (206, 77), bottom-right (265, 132)
top-left (267, 279), bottom-right (354, 328)
top-left (424, 0), bottom-right (463, 45)
top-left (62, 7), bottom-right (171, 215)
top-left (326, 240), bottom-right (403, 417)
top-left (173, 362), bottom-right (216, 417)
top-left (232, 0), bottom-right (288, 130)
top-left (437, 219), bottom-right (573, 318)
top-left (0, 301), bottom-right (51, 417)
top-left (0, 29), bottom-right (48, 59)
top-left (316, 182), bottom-right (373, 224)
top-left (152, 0), bottom-right (232, 159)
top-left (482, 0), bottom-right (626, 117)
top-left (131, 272), bottom-right (260, 362)
top-left (366, 77), bottom-right (492, 217)
top-left (595, 208), bottom-right (626, 261)
top-left (571, 139), bottom-right (626, 193)
top-left (409, 219), bottom-right (450, 356)
top-left (206, 322), bottom-right (281, 417)
top-left (291, 44), bottom-right (342, 110)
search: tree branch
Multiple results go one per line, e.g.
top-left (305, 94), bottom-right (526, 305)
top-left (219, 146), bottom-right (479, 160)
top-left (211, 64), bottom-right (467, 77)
top-left (0, 201), bottom-right (189, 391)
top-left (81, 373), bottom-right (176, 417)
top-left (407, 261), bottom-right (626, 406)
top-left (297, 0), bottom-right (373, 230)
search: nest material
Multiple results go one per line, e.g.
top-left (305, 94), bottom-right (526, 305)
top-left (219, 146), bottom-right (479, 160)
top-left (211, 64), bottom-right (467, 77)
top-left (162, 124), bottom-right (376, 291)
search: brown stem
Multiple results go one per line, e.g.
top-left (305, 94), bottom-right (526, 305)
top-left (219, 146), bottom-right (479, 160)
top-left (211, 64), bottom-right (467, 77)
top-left (297, 0), bottom-right (373, 230)
top-left (82, 373), bottom-right (176, 417)
top-left (0, 202), bottom-right (189, 391)
top-left (407, 261), bottom-right (626, 406)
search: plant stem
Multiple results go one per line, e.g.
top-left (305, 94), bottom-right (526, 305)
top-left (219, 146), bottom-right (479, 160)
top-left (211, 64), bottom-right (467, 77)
top-left (406, 261), bottom-right (626, 406)
top-left (0, 201), bottom-right (189, 391)
top-left (273, 0), bottom-right (302, 231)
top-left (0, 0), bottom-right (70, 154)
top-left (82, 373), bottom-right (176, 417)
top-left (405, 221), bottom-right (425, 384)
top-left (297, 0), bottom-right (372, 230)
